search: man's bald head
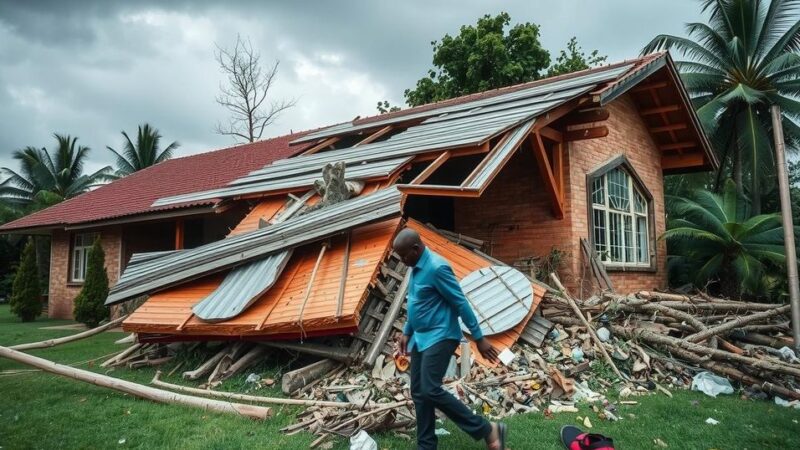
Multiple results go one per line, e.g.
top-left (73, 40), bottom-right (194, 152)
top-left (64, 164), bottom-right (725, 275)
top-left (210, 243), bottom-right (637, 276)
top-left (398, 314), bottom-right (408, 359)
top-left (393, 228), bottom-right (425, 267)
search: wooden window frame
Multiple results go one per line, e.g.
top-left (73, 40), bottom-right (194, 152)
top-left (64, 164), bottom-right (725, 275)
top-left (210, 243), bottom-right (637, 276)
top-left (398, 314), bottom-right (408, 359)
top-left (585, 155), bottom-right (657, 273)
top-left (68, 232), bottom-right (99, 284)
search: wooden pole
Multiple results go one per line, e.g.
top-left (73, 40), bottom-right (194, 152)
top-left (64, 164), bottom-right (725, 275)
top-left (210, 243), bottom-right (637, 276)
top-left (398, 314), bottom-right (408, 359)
top-left (770, 104), bottom-right (800, 353)
top-left (685, 305), bottom-right (791, 343)
top-left (550, 273), bottom-right (626, 381)
top-left (10, 315), bottom-right (127, 351)
top-left (281, 358), bottom-right (339, 394)
top-left (0, 345), bottom-right (270, 420)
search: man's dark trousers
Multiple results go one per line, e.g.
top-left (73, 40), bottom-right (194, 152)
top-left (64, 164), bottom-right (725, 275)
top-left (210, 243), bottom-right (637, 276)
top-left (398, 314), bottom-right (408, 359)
top-left (410, 339), bottom-right (491, 449)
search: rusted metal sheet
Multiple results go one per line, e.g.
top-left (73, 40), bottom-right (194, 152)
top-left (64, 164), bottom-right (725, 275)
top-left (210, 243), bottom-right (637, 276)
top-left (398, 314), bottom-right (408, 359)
top-left (459, 265), bottom-right (535, 336)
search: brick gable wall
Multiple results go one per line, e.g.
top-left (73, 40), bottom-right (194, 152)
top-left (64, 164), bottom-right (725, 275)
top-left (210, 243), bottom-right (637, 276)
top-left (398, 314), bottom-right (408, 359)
top-left (453, 93), bottom-right (668, 296)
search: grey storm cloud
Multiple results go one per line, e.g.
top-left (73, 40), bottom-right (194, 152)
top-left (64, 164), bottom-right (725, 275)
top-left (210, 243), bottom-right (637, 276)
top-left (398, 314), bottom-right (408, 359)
top-left (0, 0), bottom-right (702, 174)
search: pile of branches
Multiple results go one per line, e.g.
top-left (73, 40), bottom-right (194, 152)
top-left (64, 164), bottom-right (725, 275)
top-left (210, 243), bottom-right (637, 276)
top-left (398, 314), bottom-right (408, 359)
top-left (542, 288), bottom-right (800, 401)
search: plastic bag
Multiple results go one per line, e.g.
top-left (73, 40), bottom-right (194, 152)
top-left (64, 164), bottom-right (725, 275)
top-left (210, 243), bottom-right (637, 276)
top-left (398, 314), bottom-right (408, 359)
top-left (349, 430), bottom-right (378, 450)
top-left (691, 371), bottom-right (733, 397)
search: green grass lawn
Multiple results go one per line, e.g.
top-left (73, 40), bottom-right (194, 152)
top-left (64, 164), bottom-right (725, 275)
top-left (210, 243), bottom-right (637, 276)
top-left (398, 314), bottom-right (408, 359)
top-left (1, 305), bottom-right (799, 450)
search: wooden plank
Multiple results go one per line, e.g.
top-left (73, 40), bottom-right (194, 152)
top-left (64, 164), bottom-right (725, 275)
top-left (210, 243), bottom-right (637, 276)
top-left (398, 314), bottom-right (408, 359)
top-left (553, 142), bottom-right (564, 202)
top-left (530, 132), bottom-right (564, 219)
top-left (533, 97), bottom-right (591, 131)
top-left (412, 142), bottom-right (490, 162)
top-left (662, 152), bottom-right (706, 170)
top-left (641, 105), bottom-right (680, 115)
top-left (560, 107), bottom-right (609, 126)
top-left (174, 219), bottom-right (184, 250)
top-left (335, 232), bottom-right (351, 320)
top-left (649, 123), bottom-right (688, 133)
top-left (538, 126), bottom-right (563, 143)
top-left (354, 125), bottom-right (393, 147)
top-left (364, 271), bottom-right (410, 367)
top-left (660, 141), bottom-right (697, 151)
top-left (565, 126), bottom-right (608, 142)
top-left (410, 151), bottom-right (451, 185)
top-left (396, 184), bottom-right (481, 197)
top-left (302, 136), bottom-right (340, 155)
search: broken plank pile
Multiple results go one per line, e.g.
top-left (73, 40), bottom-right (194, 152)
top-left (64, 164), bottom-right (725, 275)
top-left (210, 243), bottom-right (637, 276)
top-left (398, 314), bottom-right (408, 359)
top-left (541, 287), bottom-right (800, 401)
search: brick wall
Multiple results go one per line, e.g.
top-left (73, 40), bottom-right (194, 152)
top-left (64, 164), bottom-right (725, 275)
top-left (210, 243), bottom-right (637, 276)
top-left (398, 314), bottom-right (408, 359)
top-left (453, 93), bottom-right (668, 296)
top-left (48, 227), bottom-right (122, 319)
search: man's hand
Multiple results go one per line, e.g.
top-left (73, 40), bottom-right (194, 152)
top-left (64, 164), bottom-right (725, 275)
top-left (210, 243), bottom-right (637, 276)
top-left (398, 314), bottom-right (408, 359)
top-left (476, 338), bottom-right (499, 363)
top-left (396, 332), bottom-right (410, 355)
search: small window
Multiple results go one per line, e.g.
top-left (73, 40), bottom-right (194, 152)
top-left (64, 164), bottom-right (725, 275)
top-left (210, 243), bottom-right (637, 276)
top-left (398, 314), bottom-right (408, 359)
top-left (71, 233), bottom-right (99, 282)
top-left (590, 166), bottom-right (651, 267)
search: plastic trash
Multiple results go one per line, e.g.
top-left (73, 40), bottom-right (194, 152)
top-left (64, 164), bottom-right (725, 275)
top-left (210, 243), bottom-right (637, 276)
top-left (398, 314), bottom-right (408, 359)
top-left (778, 346), bottom-right (800, 363)
top-left (705, 417), bottom-right (719, 425)
top-left (571, 347), bottom-right (585, 363)
top-left (245, 373), bottom-right (261, 384)
top-left (349, 430), bottom-right (378, 450)
top-left (691, 371), bottom-right (734, 397)
top-left (775, 396), bottom-right (800, 409)
top-left (434, 428), bottom-right (451, 436)
top-left (596, 327), bottom-right (611, 342)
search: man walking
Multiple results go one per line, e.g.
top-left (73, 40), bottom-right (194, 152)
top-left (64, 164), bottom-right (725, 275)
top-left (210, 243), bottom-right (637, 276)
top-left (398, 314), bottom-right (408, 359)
top-left (394, 227), bottom-right (507, 450)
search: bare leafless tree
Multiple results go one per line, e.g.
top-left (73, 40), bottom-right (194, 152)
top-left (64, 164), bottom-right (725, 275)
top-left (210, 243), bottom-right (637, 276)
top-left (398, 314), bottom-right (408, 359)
top-left (214, 35), bottom-right (296, 142)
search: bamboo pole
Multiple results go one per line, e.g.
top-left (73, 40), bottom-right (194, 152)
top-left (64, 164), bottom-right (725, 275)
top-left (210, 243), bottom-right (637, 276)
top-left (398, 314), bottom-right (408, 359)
top-left (152, 371), bottom-right (363, 408)
top-left (0, 345), bottom-right (270, 420)
top-left (10, 315), bottom-right (128, 351)
top-left (771, 104), bottom-right (800, 353)
top-left (685, 305), bottom-right (791, 343)
top-left (281, 359), bottom-right (339, 394)
top-left (550, 274), bottom-right (626, 381)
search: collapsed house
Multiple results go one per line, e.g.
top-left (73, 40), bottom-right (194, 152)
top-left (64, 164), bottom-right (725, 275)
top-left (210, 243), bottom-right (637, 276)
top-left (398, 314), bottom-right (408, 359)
top-left (1, 53), bottom-right (717, 365)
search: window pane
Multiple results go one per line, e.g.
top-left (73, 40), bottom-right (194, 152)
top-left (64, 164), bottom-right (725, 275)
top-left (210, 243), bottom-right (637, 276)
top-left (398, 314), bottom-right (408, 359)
top-left (634, 190), bottom-right (647, 214)
top-left (607, 168), bottom-right (630, 211)
top-left (591, 178), bottom-right (605, 205)
top-left (624, 215), bottom-right (634, 263)
top-left (593, 208), bottom-right (607, 258)
top-left (637, 216), bottom-right (649, 263)
top-left (609, 212), bottom-right (624, 262)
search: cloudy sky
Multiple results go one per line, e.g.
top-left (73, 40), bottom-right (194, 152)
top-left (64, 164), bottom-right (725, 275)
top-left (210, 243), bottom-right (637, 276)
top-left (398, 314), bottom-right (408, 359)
top-left (0, 0), bottom-right (704, 174)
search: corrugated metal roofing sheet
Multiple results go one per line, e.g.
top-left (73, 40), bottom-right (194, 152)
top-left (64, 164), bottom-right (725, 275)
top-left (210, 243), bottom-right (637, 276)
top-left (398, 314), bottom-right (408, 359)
top-left (462, 118), bottom-right (536, 190)
top-left (107, 186), bottom-right (403, 305)
top-left (122, 218), bottom-right (401, 337)
top-left (191, 250), bottom-right (293, 322)
top-left (459, 265), bottom-right (534, 336)
top-left (293, 63), bottom-right (635, 144)
top-left (152, 156), bottom-right (410, 207)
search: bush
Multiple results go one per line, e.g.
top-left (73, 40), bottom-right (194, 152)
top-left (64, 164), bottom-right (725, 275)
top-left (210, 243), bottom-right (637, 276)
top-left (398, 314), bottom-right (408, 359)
top-left (73, 237), bottom-right (109, 327)
top-left (9, 238), bottom-right (42, 322)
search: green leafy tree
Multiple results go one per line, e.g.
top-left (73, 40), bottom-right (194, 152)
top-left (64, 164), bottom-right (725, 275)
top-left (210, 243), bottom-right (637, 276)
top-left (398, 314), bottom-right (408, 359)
top-left (0, 134), bottom-right (112, 209)
top-left (73, 237), bottom-right (109, 328)
top-left (376, 100), bottom-right (401, 114)
top-left (404, 12), bottom-right (550, 106)
top-left (107, 124), bottom-right (179, 178)
top-left (643, 0), bottom-right (800, 214)
top-left (9, 238), bottom-right (42, 322)
top-left (663, 179), bottom-right (791, 298)
top-left (547, 37), bottom-right (608, 77)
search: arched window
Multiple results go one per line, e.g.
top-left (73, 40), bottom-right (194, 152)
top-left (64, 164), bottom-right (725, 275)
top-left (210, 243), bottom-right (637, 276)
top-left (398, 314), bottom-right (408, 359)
top-left (589, 158), bottom-right (653, 268)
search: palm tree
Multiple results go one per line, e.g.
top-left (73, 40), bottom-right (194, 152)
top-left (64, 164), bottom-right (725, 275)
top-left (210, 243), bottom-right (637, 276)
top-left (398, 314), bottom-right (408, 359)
top-left (643, 0), bottom-right (800, 214)
top-left (107, 124), bottom-right (179, 177)
top-left (0, 134), bottom-right (112, 210)
top-left (663, 179), bottom-right (791, 298)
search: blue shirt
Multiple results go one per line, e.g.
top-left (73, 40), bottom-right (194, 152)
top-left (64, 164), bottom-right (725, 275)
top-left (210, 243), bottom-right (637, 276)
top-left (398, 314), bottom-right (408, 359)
top-left (402, 247), bottom-right (484, 352)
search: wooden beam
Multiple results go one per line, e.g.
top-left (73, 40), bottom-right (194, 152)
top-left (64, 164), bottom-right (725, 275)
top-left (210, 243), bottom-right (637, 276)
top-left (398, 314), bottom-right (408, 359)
top-left (410, 151), bottom-right (451, 185)
top-left (302, 136), bottom-right (340, 155)
top-left (533, 97), bottom-right (592, 131)
top-left (641, 105), bottom-right (680, 115)
top-left (334, 232), bottom-right (351, 320)
top-left (631, 81), bottom-right (669, 93)
top-left (565, 126), bottom-right (609, 142)
top-left (412, 142), bottom-right (490, 162)
top-left (650, 123), bottom-right (688, 133)
top-left (354, 125), bottom-right (393, 147)
top-left (538, 126), bottom-right (563, 143)
top-left (553, 142), bottom-right (564, 201)
top-left (396, 184), bottom-right (481, 198)
top-left (660, 141), bottom-right (697, 151)
top-left (531, 132), bottom-right (564, 219)
top-left (662, 152), bottom-right (706, 170)
top-left (174, 219), bottom-right (184, 250)
top-left (560, 107), bottom-right (609, 126)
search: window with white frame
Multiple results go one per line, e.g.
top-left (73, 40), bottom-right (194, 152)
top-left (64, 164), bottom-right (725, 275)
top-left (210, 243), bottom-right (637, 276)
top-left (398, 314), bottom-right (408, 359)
top-left (71, 233), bottom-right (99, 282)
top-left (590, 166), bottom-right (651, 267)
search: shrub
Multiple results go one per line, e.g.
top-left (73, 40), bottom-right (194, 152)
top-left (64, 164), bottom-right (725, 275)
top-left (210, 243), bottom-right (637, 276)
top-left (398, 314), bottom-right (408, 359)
top-left (9, 238), bottom-right (42, 321)
top-left (73, 237), bottom-right (109, 327)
